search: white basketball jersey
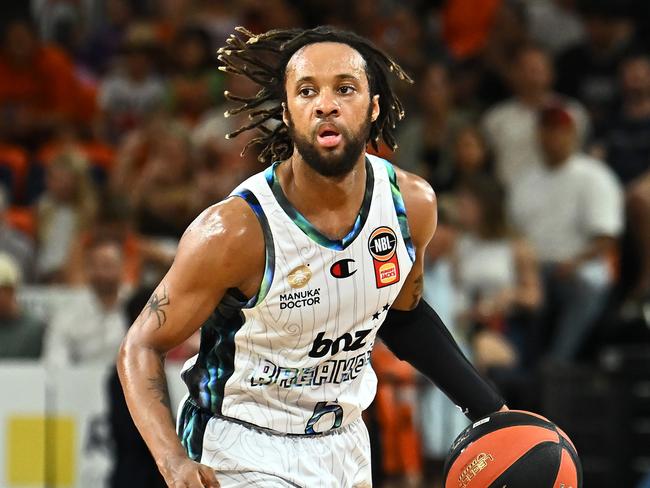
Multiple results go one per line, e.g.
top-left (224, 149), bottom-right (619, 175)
top-left (180, 154), bottom-right (414, 437)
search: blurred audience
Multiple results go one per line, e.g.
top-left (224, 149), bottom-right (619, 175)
top-left (482, 44), bottom-right (589, 188)
top-left (602, 54), bottom-right (650, 303)
top-left (35, 150), bottom-right (97, 282)
top-left (395, 63), bottom-right (471, 186)
top-left (526, 0), bottom-right (585, 55)
top-left (66, 195), bottom-right (173, 287)
top-left (453, 176), bottom-right (541, 369)
top-left (556, 1), bottom-right (637, 135)
top-left (165, 26), bottom-right (224, 126)
top-left (96, 26), bottom-right (165, 144)
top-left (0, 185), bottom-right (35, 281)
top-left (0, 253), bottom-right (45, 359)
top-left (0, 18), bottom-right (94, 147)
top-left (509, 105), bottom-right (624, 361)
top-left (43, 239), bottom-right (128, 367)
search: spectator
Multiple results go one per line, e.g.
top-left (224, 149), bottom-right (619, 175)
top-left (0, 18), bottom-right (94, 146)
top-left (509, 105), bottom-right (624, 361)
top-left (43, 239), bottom-right (128, 367)
top-left (35, 150), bottom-right (97, 283)
top-left (80, 0), bottom-right (134, 75)
top-left (96, 26), bottom-right (165, 144)
top-left (395, 62), bottom-right (471, 188)
top-left (526, 0), bottom-right (585, 55)
top-left (66, 195), bottom-right (174, 287)
top-left (556, 1), bottom-right (637, 135)
top-left (454, 176), bottom-right (541, 367)
top-left (482, 44), bottom-right (589, 188)
top-left (0, 185), bottom-right (35, 281)
top-left (165, 25), bottom-right (224, 126)
top-left (602, 55), bottom-right (650, 303)
top-left (0, 253), bottom-right (45, 359)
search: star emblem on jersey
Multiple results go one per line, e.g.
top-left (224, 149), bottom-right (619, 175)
top-left (368, 226), bottom-right (400, 288)
top-left (287, 264), bottom-right (312, 288)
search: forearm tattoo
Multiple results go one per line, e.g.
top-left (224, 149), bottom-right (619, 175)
top-left (147, 358), bottom-right (171, 409)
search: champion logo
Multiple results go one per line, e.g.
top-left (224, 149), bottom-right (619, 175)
top-left (330, 259), bottom-right (357, 279)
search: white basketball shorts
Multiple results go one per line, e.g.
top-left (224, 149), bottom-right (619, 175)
top-left (199, 415), bottom-right (372, 488)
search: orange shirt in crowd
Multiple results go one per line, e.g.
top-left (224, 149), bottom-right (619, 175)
top-left (442, 0), bottom-right (502, 59)
top-left (0, 44), bottom-right (95, 124)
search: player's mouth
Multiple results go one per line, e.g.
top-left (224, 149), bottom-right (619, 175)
top-left (316, 124), bottom-right (343, 148)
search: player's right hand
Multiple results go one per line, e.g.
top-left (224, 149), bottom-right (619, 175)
top-left (161, 455), bottom-right (220, 488)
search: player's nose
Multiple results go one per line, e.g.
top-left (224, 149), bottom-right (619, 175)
top-left (315, 90), bottom-right (340, 118)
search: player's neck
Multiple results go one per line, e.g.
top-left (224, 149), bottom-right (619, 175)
top-left (284, 153), bottom-right (367, 210)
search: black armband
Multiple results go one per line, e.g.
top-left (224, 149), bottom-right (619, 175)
top-left (378, 299), bottom-right (505, 421)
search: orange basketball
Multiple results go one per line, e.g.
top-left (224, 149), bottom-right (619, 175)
top-left (444, 410), bottom-right (582, 488)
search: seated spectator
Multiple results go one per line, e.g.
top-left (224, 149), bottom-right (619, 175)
top-left (526, 0), bottom-right (585, 55)
top-left (44, 239), bottom-right (128, 367)
top-left (0, 17), bottom-right (94, 147)
top-left (130, 127), bottom-right (196, 239)
top-left (66, 195), bottom-right (173, 287)
top-left (556, 1), bottom-right (637, 135)
top-left (395, 62), bottom-right (472, 187)
top-left (509, 105), bottom-right (624, 361)
top-left (453, 175), bottom-right (541, 373)
top-left (0, 253), bottom-right (45, 359)
top-left (96, 26), bottom-right (165, 144)
top-left (35, 150), bottom-right (97, 283)
top-left (482, 44), bottom-right (589, 188)
top-left (80, 0), bottom-right (134, 75)
top-left (0, 185), bottom-right (35, 281)
top-left (602, 54), bottom-right (650, 302)
top-left (166, 25), bottom-right (224, 126)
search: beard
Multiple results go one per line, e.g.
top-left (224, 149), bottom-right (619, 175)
top-left (286, 105), bottom-right (373, 178)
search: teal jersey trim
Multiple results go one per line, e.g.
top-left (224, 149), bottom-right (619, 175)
top-left (181, 291), bottom-right (247, 415)
top-left (231, 189), bottom-right (275, 307)
top-left (265, 158), bottom-right (374, 251)
top-left (382, 159), bottom-right (416, 262)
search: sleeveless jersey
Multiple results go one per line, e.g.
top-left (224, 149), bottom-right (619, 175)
top-left (180, 154), bottom-right (415, 440)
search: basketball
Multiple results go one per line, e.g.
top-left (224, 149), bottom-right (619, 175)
top-left (444, 410), bottom-right (582, 488)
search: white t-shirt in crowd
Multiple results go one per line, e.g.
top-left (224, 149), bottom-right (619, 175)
top-left (43, 288), bottom-right (128, 367)
top-left (482, 97), bottom-right (589, 187)
top-left (509, 153), bottom-right (623, 266)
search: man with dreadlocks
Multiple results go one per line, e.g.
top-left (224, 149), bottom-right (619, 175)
top-left (118, 26), bottom-right (506, 487)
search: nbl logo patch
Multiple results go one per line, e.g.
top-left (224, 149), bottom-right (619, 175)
top-left (368, 226), bottom-right (400, 288)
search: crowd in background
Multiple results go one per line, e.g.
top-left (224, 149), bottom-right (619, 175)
top-left (1, 0), bottom-right (650, 486)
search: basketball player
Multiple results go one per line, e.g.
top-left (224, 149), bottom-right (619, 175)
top-left (118, 26), bottom-right (506, 488)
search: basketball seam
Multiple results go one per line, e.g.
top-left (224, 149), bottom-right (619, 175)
top-left (486, 441), bottom-right (561, 488)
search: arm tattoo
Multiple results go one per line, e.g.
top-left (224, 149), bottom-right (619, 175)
top-left (147, 358), bottom-right (171, 409)
top-left (141, 284), bottom-right (171, 329)
top-left (410, 273), bottom-right (424, 309)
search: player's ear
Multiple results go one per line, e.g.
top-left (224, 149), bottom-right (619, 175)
top-left (371, 95), bottom-right (380, 122)
top-left (282, 102), bottom-right (289, 126)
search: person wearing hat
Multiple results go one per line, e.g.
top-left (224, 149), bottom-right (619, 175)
top-left (509, 104), bottom-right (624, 361)
top-left (0, 253), bottom-right (45, 359)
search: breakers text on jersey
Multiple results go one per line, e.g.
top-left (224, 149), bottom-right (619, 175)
top-left (250, 350), bottom-right (373, 388)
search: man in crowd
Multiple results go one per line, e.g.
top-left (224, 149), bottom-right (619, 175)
top-left (0, 253), bottom-right (44, 359)
top-left (509, 104), bottom-right (623, 361)
top-left (44, 239), bottom-right (127, 366)
top-left (482, 44), bottom-right (589, 189)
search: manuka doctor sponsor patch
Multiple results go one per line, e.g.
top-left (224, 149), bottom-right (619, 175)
top-left (279, 288), bottom-right (321, 309)
top-left (368, 226), bottom-right (400, 288)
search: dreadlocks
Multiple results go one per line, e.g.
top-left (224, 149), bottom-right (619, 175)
top-left (218, 26), bottom-right (413, 164)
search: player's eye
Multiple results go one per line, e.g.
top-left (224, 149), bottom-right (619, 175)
top-left (338, 85), bottom-right (356, 94)
top-left (299, 87), bottom-right (316, 97)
